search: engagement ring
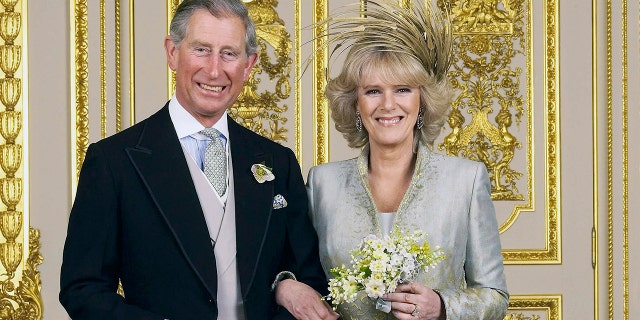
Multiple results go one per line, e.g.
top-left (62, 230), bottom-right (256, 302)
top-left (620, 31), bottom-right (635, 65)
top-left (411, 304), bottom-right (420, 317)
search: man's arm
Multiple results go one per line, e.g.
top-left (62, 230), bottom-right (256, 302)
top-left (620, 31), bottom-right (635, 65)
top-left (59, 144), bottom-right (163, 319)
top-left (272, 148), bottom-right (338, 319)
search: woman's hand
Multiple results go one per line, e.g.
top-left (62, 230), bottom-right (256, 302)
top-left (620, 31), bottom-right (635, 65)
top-left (382, 282), bottom-right (444, 320)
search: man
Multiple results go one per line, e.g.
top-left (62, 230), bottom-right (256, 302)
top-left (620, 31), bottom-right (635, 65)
top-left (59, 0), bottom-right (338, 319)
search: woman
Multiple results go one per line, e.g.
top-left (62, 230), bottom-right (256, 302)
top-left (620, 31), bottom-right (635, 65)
top-left (306, 0), bottom-right (509, 319)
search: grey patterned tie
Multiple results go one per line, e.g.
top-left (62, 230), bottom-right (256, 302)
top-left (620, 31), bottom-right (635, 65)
top-left (201, 128), bottom-right (227, 196)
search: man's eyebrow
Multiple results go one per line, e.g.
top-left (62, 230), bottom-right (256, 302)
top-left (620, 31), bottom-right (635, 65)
top-left (188, 40), bottom-right (211, 47)
top-left (187, 41), bottom-right (241, 52)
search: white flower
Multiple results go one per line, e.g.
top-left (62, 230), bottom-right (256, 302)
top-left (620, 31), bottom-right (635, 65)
top-left (369, 259), bottom-right (387, 273)
top-left (382, 236), bottom-right (395, 251)
top-left (343, 276), bottom-right (360, 297)
top-left (390, 253), bottom-right (404, 267)
top-left (371, 249), bottom-right (388, 261)
top-left (365, 278), bottom-right (386, 298)
top-left (251, 163), bottom-right (275, 183)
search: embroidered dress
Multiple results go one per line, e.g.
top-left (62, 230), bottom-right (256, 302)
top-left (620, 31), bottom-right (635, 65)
top-left (306, 142), bottom-right (509, 320)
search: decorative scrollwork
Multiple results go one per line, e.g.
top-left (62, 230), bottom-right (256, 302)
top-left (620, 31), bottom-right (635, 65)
top-left (438, 0), bottom-right (526, 201)
top-left (74, 0), bottom-right (90, 177)
top-left (0, 0), bottom-right (43, 319)
top-left (505, 295), bottom-right (561, 320)
top-left (228, 0), bottom-right (292, 143)
top-left (451, 0), bottom-right (515, 34)
top-left (0, 228), bottom-right (43, 320)
top-left (504, 313), bottom-right (540, 320)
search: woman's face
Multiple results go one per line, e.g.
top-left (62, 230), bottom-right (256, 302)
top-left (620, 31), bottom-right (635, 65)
top-left (356, 71), bottom-right (420, 150)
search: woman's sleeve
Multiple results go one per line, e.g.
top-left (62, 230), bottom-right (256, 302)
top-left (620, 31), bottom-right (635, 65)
top-left (437, 162), bottom-right (509, 319)
top-left (305, 166), bottom-right (318, 225)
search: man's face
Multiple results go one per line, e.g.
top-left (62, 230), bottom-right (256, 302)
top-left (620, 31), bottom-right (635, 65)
top-left (165, 9), bottom-right (257, 127)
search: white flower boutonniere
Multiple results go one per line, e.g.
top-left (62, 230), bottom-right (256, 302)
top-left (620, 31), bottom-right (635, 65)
top-left (251, 162), bottom-right (275, 183)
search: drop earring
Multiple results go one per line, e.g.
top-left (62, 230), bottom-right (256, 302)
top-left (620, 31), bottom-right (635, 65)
top-left (416, 108), bottom-right (424, 129)
top-left (356, 110), bottom-right (363, 132)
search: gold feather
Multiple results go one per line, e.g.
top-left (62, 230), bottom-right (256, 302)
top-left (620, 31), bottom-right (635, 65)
top-left (310, 0), bottom-right (452, 83)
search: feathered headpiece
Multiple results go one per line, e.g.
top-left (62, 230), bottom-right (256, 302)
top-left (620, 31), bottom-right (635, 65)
top-left (316, 0), bottom-right (453, 83)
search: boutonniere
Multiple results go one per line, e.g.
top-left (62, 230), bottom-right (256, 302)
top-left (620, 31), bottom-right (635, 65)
top-left (251, 162), bottom-right (275, 183)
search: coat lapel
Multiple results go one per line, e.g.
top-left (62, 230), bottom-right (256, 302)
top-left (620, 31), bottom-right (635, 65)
top-left (125, 105), bottom-right (218, 300)
top-left (228, 117), bottom-right (274, 297)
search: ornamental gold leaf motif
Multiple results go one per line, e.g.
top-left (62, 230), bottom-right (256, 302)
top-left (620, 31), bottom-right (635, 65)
top-left (438, 0), bottom-right (525, 201)
top-left (0, 0), bottom-right (43, 318)
top-left (229, 0), bottom-right (291, 143)
top-left (504, 313), bottom-right (540, 320)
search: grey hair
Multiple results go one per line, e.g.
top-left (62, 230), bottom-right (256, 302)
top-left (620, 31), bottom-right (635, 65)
top-left (326, 44), bottom-right (452, 149)
top-left (169, 0), bottom-right (259, 56)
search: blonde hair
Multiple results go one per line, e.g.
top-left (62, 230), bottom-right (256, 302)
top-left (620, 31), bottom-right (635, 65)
top-left (320, 0), bottom-right (454, 149)
top-left (326, 44), bottom-right (452, 149)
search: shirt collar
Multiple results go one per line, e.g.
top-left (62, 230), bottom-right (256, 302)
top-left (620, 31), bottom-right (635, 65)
top-left (168, 95), bottom-right (230, 141)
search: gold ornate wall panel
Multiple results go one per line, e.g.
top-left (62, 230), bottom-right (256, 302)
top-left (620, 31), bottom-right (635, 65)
top-left (232, 0), bottom-right (295, 143)
top-left (312, 0), bottom-right (328, 165)
top-left (431, 0), bottom-right (560, 264)
top-left (0, 0), bottom-right (43, 319)
top-left (439, 0), bottom-right (531, 204)
top-left (166, 0), bottom-right (179, 100)
top-left (505, 295), bottom-right (561, 320)
top-left (71, 0), bottom-right (89, 188)
top-left (595, 0), bottom-right (635, 319)
top-left (168, 0), bottom-right (304, 158)
top-left (71, 0), bottom-right (135, 186)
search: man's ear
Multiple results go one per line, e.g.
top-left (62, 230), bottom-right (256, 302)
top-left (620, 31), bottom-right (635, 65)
top-left (165, 36), bottom-right (178, 71)
top-left (243, 52), bottom-right (259, 80)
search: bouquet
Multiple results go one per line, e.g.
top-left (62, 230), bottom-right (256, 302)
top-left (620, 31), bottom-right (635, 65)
top-left (325, 230), bottom-right (444, 312)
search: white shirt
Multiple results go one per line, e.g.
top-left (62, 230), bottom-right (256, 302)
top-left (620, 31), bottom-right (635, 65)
top-left (169, 96), bottom-right (230, 204)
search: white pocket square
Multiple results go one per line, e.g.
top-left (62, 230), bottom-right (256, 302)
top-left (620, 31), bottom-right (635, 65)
top-left (273, 194), bottom-right (287, 209)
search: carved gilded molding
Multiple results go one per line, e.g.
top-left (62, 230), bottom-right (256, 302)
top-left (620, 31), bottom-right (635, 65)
top-left (72, 1), bottom-right (132, 187)
top-left (98, 0), bottom-right (125, 136)
top-left (293, 0), bottom-right (301, 158)
top-left (538, 0), bottom-right (561, 264)
top-left (168, 0), bottom-right (302, 157)
top-left (129, 0), bottom-right (136, 126)
top-left (500, 0), bottom-right (559, 264)
top-left (0, 0), bottom-right (43, 319)
top-left (100, 0), bottom-right (107, 138)
top-left (620, 1), bottom-right (629, 317)
top-left (603, 0), bottom-right (630, 318)
top-left (605, 0), bottom-right (613, 317)
top-left (313, 0), bottom-right (328, 165)
top-left (71, 0), bottom-right (90, 189)
top-left (231, 0), bottom-right (293, 143)
top-left (505, 295), bottom-right (562, 320)
top-left (433, 0), bottom-right (559, 263)
top-left (115, 0), bottom-right (122, 132)
top-left (440, 0), bottom-right (530, 204)
top-left (497, 0), bottom-right (559, 264)
top-left (166, 0), bottom-right (179, 100)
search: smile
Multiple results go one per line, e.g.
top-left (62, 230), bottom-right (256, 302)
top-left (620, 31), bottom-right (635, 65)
top-left (376, 116), bottom-right (403, 126)
top-left (200, 83), bottom-right (224, 92)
